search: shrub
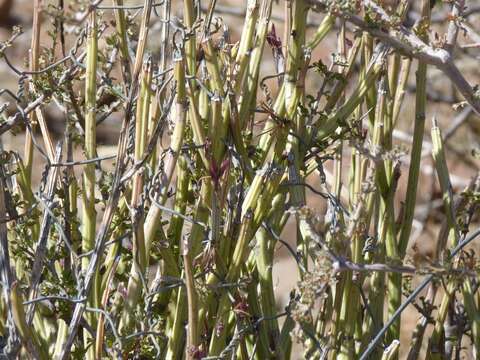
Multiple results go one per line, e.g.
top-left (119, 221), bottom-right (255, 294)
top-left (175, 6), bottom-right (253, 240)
top-left (0, 0), bottom-right (479, 359)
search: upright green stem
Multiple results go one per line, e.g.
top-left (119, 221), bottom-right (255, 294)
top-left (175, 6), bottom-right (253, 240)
top-left (391, 56), bottom-right (411, 127)
top-left (113, 0), bottom-right (132, 85)
top-left (379, 79), bottom-right (401, 351)
top-left (11, 283), bottom-right (47, 360)
top-left (285, 0), bottom-right (308, 278)
top-left (184, 247), bottom-right (199, 359)
top-left (238, 0), bottom-right (273, 128)
top-left (256, 193), bottom-right (286, 357)
top-left (119, 59), bottom-right (152, 333)
top-left (23, 0), bottom-right (42, 188)
top-left (82, 9), bottom-right (98, 359)
top-left (143, 46), bottom-right (187, 267)
top-left (428, 119), bottom-right (480, 357)
top-left (398, 0), bottom-right (430, 257)
top-left (233, 0), bottom-right (260, 93)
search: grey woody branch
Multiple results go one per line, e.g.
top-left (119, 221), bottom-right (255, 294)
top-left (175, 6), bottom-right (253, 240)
top-left (309, 0), bottom-right (480, 115)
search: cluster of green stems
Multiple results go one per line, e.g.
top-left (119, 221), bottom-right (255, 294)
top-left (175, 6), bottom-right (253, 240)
top-left (2, 0), bottom-right (480, 359)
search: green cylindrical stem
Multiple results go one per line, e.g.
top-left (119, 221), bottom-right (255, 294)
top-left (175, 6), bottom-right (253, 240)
top-left (398, 0), bottom-right (430, 257)
top-left (82, 10), bottom-right (98, 358)
top-left (120, 59), bottom-right (153, 333)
